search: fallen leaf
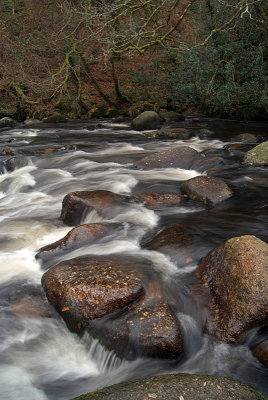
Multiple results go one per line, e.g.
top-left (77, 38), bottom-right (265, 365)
top-left (217, 385), bottom-right (222, 390)
top-left (61, 307), bottom-right (70, 312)
top-left (179, 396), bottom-right (184, 400)
top-left (148, 394), bottom-right (157, 399)
top-left (186, 258), bottom-right (193, 263)
top-left (203, 381), bottom-right (207, 387)
top-left (77, 321), bottom-right (82, 329)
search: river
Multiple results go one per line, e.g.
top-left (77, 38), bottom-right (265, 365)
top-left (0, 118), bottom-right (267, 400)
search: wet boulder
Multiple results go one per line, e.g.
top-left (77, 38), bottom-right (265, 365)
top-left (60, 190), bottom-right (125, 226)
top-left (36, 223), bottom-right (110, 261)
top-left (191, 156), bottom-right (227, 173)
top-left (42, 255), bottom-right (184, 359)
top-left (70, 373), bottom-right (265, 400)
top-left (131, 111), bottom-right (163, 131)
top-left (133, 146), bottom-right (201, 170)
top-left (146, 128), bottom-right (192, 140)
top-left (192, 235), bottom-right (268, 343)
top-left (137, 193), bottom-right (182, 208)
top-left (0, 155), bottom-right (28, 174)
top-left (199, 128), bottom-right (215, 139)
top-left (0, 146), bottom-right (16, 156)
top-left (0, 117), bottom-right (16, 127)
top-left (143, 223), bottom-right (193, 265)
top-left (243, 141), bottom-right (268, 166)
top-left (252, 340), bottom-right (268, 368)
top-left (43, 112), bottom-right (66, 123)
top-left (181, 176), bottom-right (232, 205)
top-left (233, 133), bottom-right (257, 143)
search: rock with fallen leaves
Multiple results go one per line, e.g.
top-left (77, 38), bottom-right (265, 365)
top-left (69, 373), bottom-right (265, 400)
top-left (42, 255), bottom-right (184, 359)
top-left (137, 193), bottom-right (183, 208)
top-left (181, 176), bottom-right (232, 206)
top-left (192, 235), bottom-right (268, 343)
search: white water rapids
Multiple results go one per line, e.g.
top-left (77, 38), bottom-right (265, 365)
top-left (0, 122), bottom-right (267, 400)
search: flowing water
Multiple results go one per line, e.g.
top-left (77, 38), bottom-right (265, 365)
top-left (0, 118), bottom-right (267, 400)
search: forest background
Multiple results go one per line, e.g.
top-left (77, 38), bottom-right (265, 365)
top-left (0, 0), bottom-right (267, 121)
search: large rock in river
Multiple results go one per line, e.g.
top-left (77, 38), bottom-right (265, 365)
top-left (133, 146), bottom-right (201, 170)
top-left (243, 141), bottom-right (268, 166)
top-left (60, 190), bottom-right (126, 226)
top-left (70, 373), bottom-right (264, 400)
top-left (131, 111), bottom-right (163, 131)
top-left (42, 255), bottom-right (184, 359)
top-left (181, 176), bottom-right (232, 205)
top-left (36, 223), bottom-right (110, 261)
top-left (137, 193), bottom-right (182, 208)
top-left (192, 235), bottom-right (268, 343)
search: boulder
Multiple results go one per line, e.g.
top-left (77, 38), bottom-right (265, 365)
top-left (243, 141), bottom-right (268, 166)
top-left (60, 190), bottom-right (125, 226)
top-left (137, 193), bottom-right (182, 207)
top-left (252, 340), bottom-right (268, 368)
top-left (148, 128), bottom-right (192, 140)
top-left (36, 223), bottom-right (110, 261)
top-left (192, 235), bottom-right (268, 343)
top-left (70, 373), bottom-right (264, 400)
top-left (0, 155), bottom-right (28, 175)
top-left (143, 223), bottom-right (193, 265)
top-left (181, 176), bottom-right (232, 205)
top-left (191, 156), bottom-right (227, 173)
top-left (0, 146), bottom-right (16, 156)
top-left (43, 112), bottom-right (66, 123)
top-left (131, 111), bottom-right (163, 131)
top-left (133, 146), bottom-right (202, 170)
top-left (233, 133), bottom-right (257, 143)
top-left (42, 255), bottom-right (183, 359)
top-left (0, 117), bottom-right (16, 127)
top-left (159, 110), bottom-right (185, 122)
top-left (199, 128), bottom-right (215, 139)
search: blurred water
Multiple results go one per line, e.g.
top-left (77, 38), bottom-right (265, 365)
top-left (0, 120), bottom-right (267, 399)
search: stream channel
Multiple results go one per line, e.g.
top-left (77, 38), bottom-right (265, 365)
top-left (0, 117), bottom-right (267, 399)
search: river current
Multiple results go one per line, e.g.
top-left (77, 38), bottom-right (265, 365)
top-left (0, 118), bottom-right (267, 399)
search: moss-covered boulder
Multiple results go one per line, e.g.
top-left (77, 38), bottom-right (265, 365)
top-left (192, 235), bottom-right (268, 343)
top-left (60, 190), bottom-right (126, 226)
top-left (43, 112), bottom-right (67, 123)
top-left (70, 373), bottom-right (265, 400)
top-left (131, 111), bottom-right (163, 131)
top-left (181, 176), bottom-right (232, 205)
top-left (133, 146), bottom-right (201, 170)
top-left (42, 255), bottom-right (184, 359)
top-left (243, 141), bottom-right (268, 166)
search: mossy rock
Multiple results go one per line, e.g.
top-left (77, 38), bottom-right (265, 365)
top-left (243, 141), bottom-right (268, 166)
top-left (131, 111), bottom-right (163, 131)
top-left (70, 373), bottom-right (265, 400)
top-left (43, 112), bottom-right (67, 123)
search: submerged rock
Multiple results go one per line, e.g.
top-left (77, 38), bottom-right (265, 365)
top-left (0, 155), bottom-right (28, 174)
top-left (0, 146), bottom-right (16, 156)
top-left (145, 128), bottom-right (192, 140)
top-left (42, 255), bottom-right (184, 359)
top-left (181, 176), bottom-right (232, 205)
top-left (70, 373), bottom-right (264, 400)
top-left (192, 235), bottom-right (268, 343)
top-left (252, 340), bottom-right (268, 368)
top-left (131, 111), bottom-right (163, 131)
top-left (233, 133), bottom-right (257, 143)
top-left (60, 190), bottom-right (125, 226)
top-left (243, 141), bottom-right (268, 166)
top-left (143, 223), bottom-right (192, 265)
top-left (36, 223), bottom-right (110, 261)
top-left (191, 156), bottom-right (227, 173)
top-left (137, 193), bottom-right (182, 207)
top-left (133, 146), bottom-right (201, 170)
